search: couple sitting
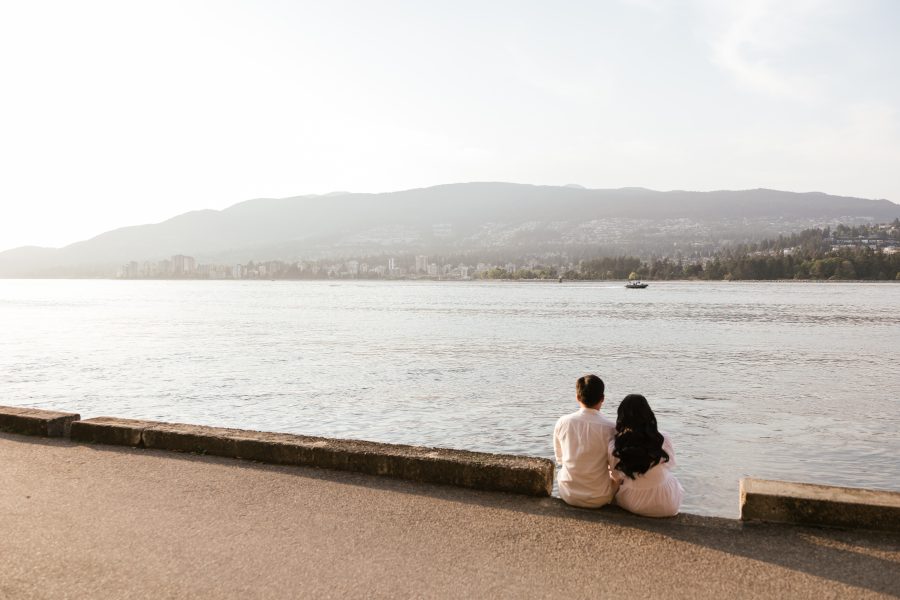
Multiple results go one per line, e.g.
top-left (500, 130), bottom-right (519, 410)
top-left (553, 374), bottom-right (683, 517)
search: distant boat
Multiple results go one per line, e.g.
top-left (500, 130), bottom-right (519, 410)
top-left (625, 280), bottom-right (648, 289)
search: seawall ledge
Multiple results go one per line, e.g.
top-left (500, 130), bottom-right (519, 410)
top-left (741, 477), bottom-right (900, 532)
top-left (0, 405), bottom-right (80, 437)
top-left (70, 416), bottom-right (554, 497)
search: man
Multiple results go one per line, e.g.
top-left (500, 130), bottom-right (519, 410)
top-left (553, 374), bottom-right (617, 508)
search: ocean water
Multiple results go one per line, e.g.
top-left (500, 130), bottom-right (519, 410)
top-left (1, 279), bottom-right (898, 517)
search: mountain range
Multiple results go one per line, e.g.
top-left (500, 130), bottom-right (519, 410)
top-left (2, 182), bottom-right (898, 276)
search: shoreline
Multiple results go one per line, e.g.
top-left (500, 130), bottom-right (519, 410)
top-left (1, 276), bottom-right (899, 283)
top-left (3, 405), bottom-right (899, 533)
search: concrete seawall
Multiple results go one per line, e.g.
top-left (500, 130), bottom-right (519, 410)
top-left (5, 405), bottom-right (900, 530)
top-left (741, 478), bottom-right (900, 532)
top-left (69, 416), bottom-right (554, 497)
top-left (0, 405), bottom-right (80, 437)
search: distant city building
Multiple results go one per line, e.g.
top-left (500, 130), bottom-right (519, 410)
top-left (415, 255), bottom-right (428, 273)
top-left (171, 255), bottom-right (196, 275)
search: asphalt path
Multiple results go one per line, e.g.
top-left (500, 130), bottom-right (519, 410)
top-left (1, 433), bottom-right (898, 599)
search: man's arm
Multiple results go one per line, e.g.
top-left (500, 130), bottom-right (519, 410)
top-left (553, 420), bottom-right (563, 464)
top-left (608, 439), bottom-right (624, 485)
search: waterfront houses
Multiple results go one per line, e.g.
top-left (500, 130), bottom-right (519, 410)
top-left (117, 254), bottom-right (566, 281)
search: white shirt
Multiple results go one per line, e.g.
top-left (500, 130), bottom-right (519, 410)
top-left (608, 434), bottom-right (684, 517)
top-left (553, 407), bottom-right (617, 508)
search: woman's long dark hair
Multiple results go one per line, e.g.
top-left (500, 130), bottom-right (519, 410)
top-left (612, 394), bottom-right (669, 479)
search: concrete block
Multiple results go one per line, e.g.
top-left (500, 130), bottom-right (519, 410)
top-left (740, 478), bottom-right (900, 532)
top-left (229, 431), bottom-right (554, 496)
top-left (175, 424), bottom-right (552, 496)
top-left (0, 405), bottom-right (80, 437)
top-left (70, 417), bottom-right (157, 447)
top-left (69, 416), bottom-right (554, 496)
top-left (142, 423), bottom-right (241, 457)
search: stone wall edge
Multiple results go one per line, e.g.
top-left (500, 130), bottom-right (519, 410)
top-left (740, 477), bottom-right (900, 532)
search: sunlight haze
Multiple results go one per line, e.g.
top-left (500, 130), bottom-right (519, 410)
top-left (1, 0), bottom-right (898, 250)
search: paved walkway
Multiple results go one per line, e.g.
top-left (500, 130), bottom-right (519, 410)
top-left (2, 432), bottom-right (898, 599)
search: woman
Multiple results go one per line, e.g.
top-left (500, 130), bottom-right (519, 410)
top-left (608, 394), bottom-right (683, 517)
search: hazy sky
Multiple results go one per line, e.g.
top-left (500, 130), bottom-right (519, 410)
top-left (1, 0), bottom-right (899, 250)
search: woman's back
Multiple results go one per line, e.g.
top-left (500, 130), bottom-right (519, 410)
top-left (609, 434), bottom-right (683, 517)
top-left (609, 393), bottom-right (683, 518)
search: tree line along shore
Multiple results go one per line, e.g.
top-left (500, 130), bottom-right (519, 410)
top-left (557, 223), bottom-right (900, 282)
top-left (447, 222), bottom-right (900, 281)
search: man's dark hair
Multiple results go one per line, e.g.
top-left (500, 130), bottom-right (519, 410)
top-left (576, 375), bottom-right (604, 407)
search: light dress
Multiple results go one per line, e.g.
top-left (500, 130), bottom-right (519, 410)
top-left (608, 434), bottom-right (683, 517)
